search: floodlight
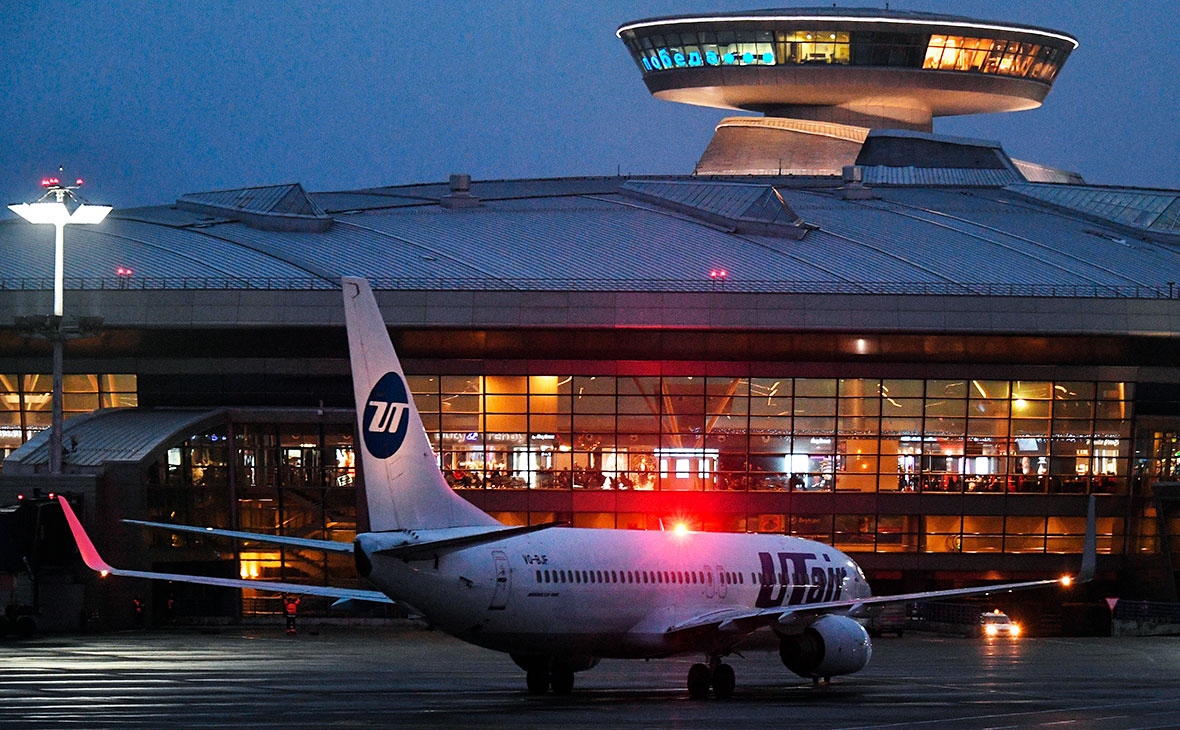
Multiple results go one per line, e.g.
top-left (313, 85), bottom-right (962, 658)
top-left (8, 173), bottom-right (111, 474)
top-left (8, 202), bottom-right (70, 225)
top-left (69, 203), bottom-right (112, 225)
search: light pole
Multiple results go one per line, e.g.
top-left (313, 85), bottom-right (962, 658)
top-left (9, 175), bottom-right (111, 474)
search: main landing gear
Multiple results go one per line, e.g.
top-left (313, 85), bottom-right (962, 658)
top-left (524, 659), bottom-right (575, 695)
top-left (687, 655), bottom-right (735, 700)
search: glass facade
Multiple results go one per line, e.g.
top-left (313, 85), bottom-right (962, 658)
top-left (482, 510), bottom-right (1120, 557)
top-left (134, 376), bottom-right (1148, 615)
top-left (144, 420), bottom-right (361, 616)
top-left (1131, 429), bottom-right (1180, 557)
top-left (621, 27), bottom-right (1069, 83)
top-left (0, 373), bottom-right (137, 461)
top-left (410, 376), bottom-right (1131, 497)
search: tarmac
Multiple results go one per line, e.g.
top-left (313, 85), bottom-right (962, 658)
top-left (2, 626), bottom-right (1180, 729)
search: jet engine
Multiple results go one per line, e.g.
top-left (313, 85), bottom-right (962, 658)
top-left (778, 615), bottom-right (872, 678)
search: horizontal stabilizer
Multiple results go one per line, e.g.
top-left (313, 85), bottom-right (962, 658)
top-left (376, 521), bottom-right (567, 560)
top-left (61, 498), bottom-right (391, 603)
top-left (124, 519), bottom-right (354, 553)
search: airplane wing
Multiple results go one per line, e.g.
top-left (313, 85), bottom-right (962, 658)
top-left (665, 496), bottom-right (1097, 637)
top-left (124, 519), bottom-right (354, 553)
top-left (665, 576), bottom-right (1070, 635)
top-left (374, 521), bottom-right (568, 560)
top-left (59, 497), bottom-right (393, 604)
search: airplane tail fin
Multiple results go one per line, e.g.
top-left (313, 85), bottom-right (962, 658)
top-left (342, 277), bottom-right (499, 531)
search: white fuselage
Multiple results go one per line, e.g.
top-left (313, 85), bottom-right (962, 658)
top-left (360, 528), bottom-right (871, 659)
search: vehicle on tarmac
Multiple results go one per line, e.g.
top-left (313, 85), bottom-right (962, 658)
top-left (864, 603), bottom-right (907, 638)
top-left (980, 610), bottom-right (1022, 638)
top-left (59, 277), bottom-right (1096, 699)
top-left (1, 494), bottom-right (76, 638)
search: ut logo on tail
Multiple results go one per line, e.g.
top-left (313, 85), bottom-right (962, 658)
top-left (362, 372), bottom-right (411, 458)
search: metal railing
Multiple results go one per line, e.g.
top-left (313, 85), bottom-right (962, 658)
top-left (1113, 599), bottom-right (1180, 623)
top-left (0, 276), bottom-right (1177, 298)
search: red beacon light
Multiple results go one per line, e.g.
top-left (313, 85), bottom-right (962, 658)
top-left (708, 269), bottom-right (730, 280)
top-left (116, 267), bottom-right (133, 277)
top-left (75, 178), bottom-right (84, 186)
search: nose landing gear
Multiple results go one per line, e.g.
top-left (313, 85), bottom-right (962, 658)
top-left (687, 655), bottom-right (735, 699)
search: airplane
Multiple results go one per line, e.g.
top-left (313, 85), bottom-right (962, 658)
top-left (58, 276), bottom-right (1097, 699)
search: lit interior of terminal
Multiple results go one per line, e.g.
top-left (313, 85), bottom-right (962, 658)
top-left (622, 28), bottom-right (1069, 83)
top-left (0, 374), bottom-right (137, 454)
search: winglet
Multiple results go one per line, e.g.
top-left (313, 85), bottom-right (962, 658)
top-left (58, 496), bottom-right (114, 574)
top-left (1079, 494), bottom-right (1097, 583)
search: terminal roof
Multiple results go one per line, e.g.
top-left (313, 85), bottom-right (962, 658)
top-left (2, 171), bottom-right (1179, 293)
top-left (3, 409), bottom-right (225, 470)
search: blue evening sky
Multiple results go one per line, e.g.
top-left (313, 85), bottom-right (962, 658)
top-left (1, 1), bottom-right (1177, 211)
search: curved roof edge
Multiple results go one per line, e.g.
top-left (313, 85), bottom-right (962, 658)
top-left (618, 8), bottom-right (1078, 48)
top-left (2, 408), bottom-right (226, 473)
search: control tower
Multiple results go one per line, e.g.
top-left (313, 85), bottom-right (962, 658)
top-left (617, 7), bottom-right (1077, 175)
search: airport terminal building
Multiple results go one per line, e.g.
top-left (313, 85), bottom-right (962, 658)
top-left (3, 7), bottom-right (1180, 627)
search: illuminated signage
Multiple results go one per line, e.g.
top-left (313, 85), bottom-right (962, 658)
top-left (441, 432), bottom-right (528, 444)
top-left (642, 49), bottom-right (775, 71)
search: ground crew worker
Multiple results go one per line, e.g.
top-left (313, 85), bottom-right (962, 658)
top-left (283, 594), bottom-right (301, 636)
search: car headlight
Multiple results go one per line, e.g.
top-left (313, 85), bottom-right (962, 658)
top-left (1010, 624), bottom-right (1021, 636)
top-left (985, 624), bottom-right (999, 636)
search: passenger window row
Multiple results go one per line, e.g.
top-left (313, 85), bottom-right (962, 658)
top-left (534, 568), bottom-right (752, 585)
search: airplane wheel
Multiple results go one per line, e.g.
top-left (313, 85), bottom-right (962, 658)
top-left (550, 663), bottom-right (575, 695)
top-left (526, 667), bottom-right (550, 694)
top-left (687, 662), bottom-right (710, 699)
top-left (712, 663), bottom-right (735, 699)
